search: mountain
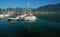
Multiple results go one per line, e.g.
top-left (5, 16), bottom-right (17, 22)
top-left (34, 3), bottom-right (60, 12)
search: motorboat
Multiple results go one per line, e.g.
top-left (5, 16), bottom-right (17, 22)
top-left (7, 18), bottom-right (18, 21)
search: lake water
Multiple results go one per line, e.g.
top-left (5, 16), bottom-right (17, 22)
top-left (0, 18), bottom-right (60, 37)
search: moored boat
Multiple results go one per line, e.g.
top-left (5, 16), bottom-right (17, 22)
top-left (7, 18), bottom-right (18, 21)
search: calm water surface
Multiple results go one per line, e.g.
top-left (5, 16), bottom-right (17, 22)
top-left (0, 18), bottom-right (60, 37)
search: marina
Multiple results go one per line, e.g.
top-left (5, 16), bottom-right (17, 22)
top-left (0, 0), bottom-right (60, 37)
top-left (0, 2), bottom-right (37, 22)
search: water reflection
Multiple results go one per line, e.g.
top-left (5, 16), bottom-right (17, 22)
top-left (0, 18), bottom-right (60, 37)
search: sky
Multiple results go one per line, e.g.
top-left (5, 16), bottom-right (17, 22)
top-left (0, 0), bottom-right (60, 8)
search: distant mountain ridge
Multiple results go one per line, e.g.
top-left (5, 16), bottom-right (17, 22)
top-left (34, 3), bottom-right (60, 12)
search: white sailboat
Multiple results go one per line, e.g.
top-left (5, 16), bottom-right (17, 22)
top-left (24, 2), bottom-right (37, 21)
top-left (17, 2), bottom-right (37, 21)
top-left (16, 8), bottom-right (27, 21)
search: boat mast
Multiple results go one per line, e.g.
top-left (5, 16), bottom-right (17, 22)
top-left (28, 2), bottom-right (32, 14)
top-left (23, 6), bottom-right (26, 14)
top-left (24, 8), bottom-right (26, 14)
top-left (27, 2), bottom-right (30, 14)
top-left (22, 8), bottom-right (24, 15)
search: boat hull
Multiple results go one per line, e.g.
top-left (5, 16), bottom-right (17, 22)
top-left (7, 18), bottom-right (17, 21)
top-left (24, 16), bottom-right (36, 21)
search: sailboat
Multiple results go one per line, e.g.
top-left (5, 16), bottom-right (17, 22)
top-left (18, 2), bottom-right (37, 21)
top-left (24, 12), bottom-right (36, 21)
top-left (24, 2), bottom-right (37, 21)
top-left (16, 2), bottom-right (37, 21)
top-left (16, 8), bottom-right (27, 21)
